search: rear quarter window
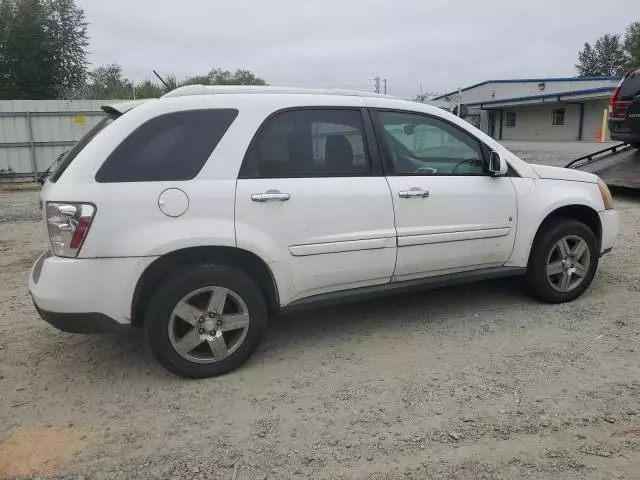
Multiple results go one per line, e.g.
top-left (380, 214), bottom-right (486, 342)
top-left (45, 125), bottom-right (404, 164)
top-left (50, 115), bottom-right (116, 182)
top-left (619, 70), bottom-right (640, 100)
top-left (95, 109), bottom-right (238, 183)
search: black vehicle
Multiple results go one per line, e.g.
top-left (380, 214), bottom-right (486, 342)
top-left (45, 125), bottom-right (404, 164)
top-left (609, 67), bottom-right (640, 148)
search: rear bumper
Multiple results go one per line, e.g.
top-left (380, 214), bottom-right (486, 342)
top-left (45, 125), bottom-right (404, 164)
top-left (29, 250), bottom-right (156, 332)
top-left (33, 302), bottom-right (129, 333)
top-left (608, 128), bottom-right (640, 144)
top-left (599, 209), bottom-right (619, 254)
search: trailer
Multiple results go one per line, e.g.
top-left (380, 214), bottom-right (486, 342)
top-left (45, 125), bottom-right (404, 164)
top-left (566, 143), bottom-right (640, 190)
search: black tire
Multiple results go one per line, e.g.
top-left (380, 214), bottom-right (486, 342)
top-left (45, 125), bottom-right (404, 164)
top-left (525, 217), bottom-right (599, 304)
top-left (144, 263), bottom-right (267, 378)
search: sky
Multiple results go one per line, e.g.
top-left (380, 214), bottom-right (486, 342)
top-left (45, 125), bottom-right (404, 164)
top-left (79, 0), bottom-right (640, 99)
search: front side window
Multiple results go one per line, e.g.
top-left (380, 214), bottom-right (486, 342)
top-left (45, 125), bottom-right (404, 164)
top-left (96, 109), bottom-right (238, 183)
top-left (240, 109), bottom-right (371, 178)
top-left (376, 111), bottom-right (485, 175)
top-left (552, 108), bottom-right (566, 126)
top-left (505, 111), bottom-right (517, 127)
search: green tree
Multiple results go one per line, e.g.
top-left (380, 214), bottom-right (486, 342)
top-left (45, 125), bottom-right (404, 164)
top-left (623, 22), bottom-right (640, 71)
top-left (0, 0), bottom-right (50, 98)
top-left (576, 43), bottom-right (599, 77)
top-left (182, 68), bottom-right (267, 86)
top-left (134, 79), bottom-right (164, 99)
top-left (576, 33), bottom-right (626, 76)
top-left (45, 0), bottom-right (88, 96)
top-left (0, 0), bottom-right (88, 99)
top-left (82, 63), bottom-right (133, 99)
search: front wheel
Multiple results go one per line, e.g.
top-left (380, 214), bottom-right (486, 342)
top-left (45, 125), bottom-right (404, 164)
top-left (525, 218), bottom-right (599, 303)
top-left (144, 264), bottom-right (268, 378)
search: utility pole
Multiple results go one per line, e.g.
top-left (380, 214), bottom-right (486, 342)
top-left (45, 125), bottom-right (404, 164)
top-left (383, 78), bottom-right (387, 94)
top-left (374, 76), bottom-right (380, 94)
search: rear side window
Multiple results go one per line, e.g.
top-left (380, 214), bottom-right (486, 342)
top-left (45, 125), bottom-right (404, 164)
top-left (95, 109), bottom-right (238, 183)
top-left (239, 109), bottom-right (371, 178)
top-left (619, 70), bottom-right (640, 100)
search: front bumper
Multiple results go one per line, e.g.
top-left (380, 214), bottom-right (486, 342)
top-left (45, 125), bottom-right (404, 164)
top-left (599, 209), bottom-right (619, 255)
top-left (29, 250), bottom-right (156, 333)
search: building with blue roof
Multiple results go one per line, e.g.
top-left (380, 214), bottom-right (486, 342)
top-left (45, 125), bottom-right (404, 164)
top-left (431, 76), bottom-right (621, 141)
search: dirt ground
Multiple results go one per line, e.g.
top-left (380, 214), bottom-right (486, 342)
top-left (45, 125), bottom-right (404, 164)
top-left (1, 150), bottom-right (640, 479)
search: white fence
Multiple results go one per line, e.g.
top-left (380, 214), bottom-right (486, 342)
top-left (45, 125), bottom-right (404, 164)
top-left (0, 100), bottom-right (120, 182)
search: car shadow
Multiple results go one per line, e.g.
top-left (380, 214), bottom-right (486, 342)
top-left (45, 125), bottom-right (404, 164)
top-left (265, 277), bottom-right (530, 342)
top-left (31, 278), bottom-right (532, 382)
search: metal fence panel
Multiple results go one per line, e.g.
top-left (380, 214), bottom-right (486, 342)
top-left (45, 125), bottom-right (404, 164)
top-left (0, 99), bottom-right (125, 181)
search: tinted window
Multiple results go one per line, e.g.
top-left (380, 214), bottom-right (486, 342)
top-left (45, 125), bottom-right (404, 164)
top-left (505, 111), bottom-right (516, 127)
top-left (240, 109), bottom-right (371, 178)
top-left (619, 70), bottom-right (640, 100)
top-left (552, 108), bottom-right (566, 126)
top-left (377, 111), bottom-right (485, 176)
top-left (96, 109), bottom-right (238, 183)
top-left (50, 114), bottom-right (116, 182)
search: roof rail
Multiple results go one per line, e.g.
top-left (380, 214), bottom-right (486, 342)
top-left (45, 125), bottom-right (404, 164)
top-left (162, 85), bottom-right (396, 99)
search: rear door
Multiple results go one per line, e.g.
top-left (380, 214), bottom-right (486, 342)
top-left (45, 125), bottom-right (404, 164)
top-left (235, 107), bottom-right (397, 303)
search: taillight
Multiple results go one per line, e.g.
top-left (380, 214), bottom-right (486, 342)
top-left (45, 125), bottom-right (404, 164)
top-left (46, 202), bottom-right (96, 257)
top-left (608, 80), bottom-right (622, 113)
top-left (608, 79), bottom-right (629, 119)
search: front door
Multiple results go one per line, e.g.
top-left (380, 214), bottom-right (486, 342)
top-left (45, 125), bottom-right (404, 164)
top-left (372, 109), bottom-right (517, 281)
top-left (235, 107), bottom-right (397, 303)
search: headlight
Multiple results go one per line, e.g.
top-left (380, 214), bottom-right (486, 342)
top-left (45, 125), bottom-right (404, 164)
top-left (597, 178), bottom-right (614, 210)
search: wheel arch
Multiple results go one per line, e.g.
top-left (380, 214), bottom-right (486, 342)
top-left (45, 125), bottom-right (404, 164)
top-left (529, 204), bottom-right (602, 263)
top-left (130, 246), bottom-right (279, 328)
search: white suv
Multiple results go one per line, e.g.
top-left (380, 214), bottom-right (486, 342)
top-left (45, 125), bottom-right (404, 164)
top-left (29, 86), bottom-right (619, 378)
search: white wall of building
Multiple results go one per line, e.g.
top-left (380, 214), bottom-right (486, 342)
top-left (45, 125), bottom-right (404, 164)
top-left (501, 104), bottom-right (580, 141)
top-left (496, 99), bottom-right (609, 142)
top-left (582, 99), bottom-right (609, 141)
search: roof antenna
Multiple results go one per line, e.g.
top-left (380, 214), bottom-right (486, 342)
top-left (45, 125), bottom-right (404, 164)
top-left (153, 70), bottom-right (170, 90)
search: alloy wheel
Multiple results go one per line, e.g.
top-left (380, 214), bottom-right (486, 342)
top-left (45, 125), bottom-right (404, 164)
top-left (546, 235), bottom-right (591, 293)
top-left (168, 286), bottom-right (249, 364)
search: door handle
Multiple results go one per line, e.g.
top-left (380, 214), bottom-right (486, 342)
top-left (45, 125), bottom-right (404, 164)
top-left (251, 190), bottom-right (291, 202)
top-left (398, 188), bottom-right (430, 198)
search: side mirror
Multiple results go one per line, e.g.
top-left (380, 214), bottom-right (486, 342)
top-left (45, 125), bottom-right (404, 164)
top-left (489, 151), bottom-right (508, 176)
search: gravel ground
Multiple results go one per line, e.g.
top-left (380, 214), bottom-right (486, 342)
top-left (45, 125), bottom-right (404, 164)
top-left (1, 145), bottom-right (640, 479)
top-left (502, 141), bottom-right (619, 168)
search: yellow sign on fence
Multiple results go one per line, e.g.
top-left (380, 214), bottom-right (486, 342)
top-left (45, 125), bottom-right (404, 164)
top-left (72, 114), bottom-right (86, 125)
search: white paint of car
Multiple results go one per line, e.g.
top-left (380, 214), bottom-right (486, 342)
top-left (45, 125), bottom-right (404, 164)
top-left (30, 90), bottom-right (618, 324)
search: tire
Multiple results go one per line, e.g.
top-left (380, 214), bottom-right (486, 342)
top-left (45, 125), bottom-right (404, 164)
top-left (525, 218), bottom-right (599, 304)
top-left (144, 263), bottom-right (268, 378)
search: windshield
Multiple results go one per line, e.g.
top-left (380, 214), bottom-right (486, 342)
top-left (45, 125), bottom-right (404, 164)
top-left (49, 113), bottom-right (118, 182)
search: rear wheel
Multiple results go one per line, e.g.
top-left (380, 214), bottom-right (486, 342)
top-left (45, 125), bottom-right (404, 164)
top-left (525, 218), bottom-right (598, 303)
top-left (144, 263), bottom-right (267, 378)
